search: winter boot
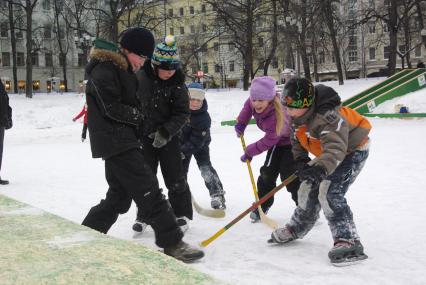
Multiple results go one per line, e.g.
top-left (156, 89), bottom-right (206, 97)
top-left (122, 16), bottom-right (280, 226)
top-left (176, 216), bottom-right (190, 233)
top-left (0, 177), bottom-right (9, 185)
top-left (132, 220), bottom-right (147, 233)
top-left (328, 239), bottom-right (368, 265)
top-left (268, 225), bottom-right (297, 244)
top-left (250, 208), bottom-right (268, 223)
top-left (249, 209), bottom-right (261, 223)
top-left (164, 240), bottom-right (205, 263)
top-left (211, 194), bottom-right (226, 210)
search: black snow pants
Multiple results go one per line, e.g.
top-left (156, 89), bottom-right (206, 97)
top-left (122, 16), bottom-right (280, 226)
top-left (139, 136), bottom-right (193, 220)
top-left (82, 148), bottom-right (183, 248)
top-left (257, 144), bottom-right (300, 212)
top-left (182, 145), bottom-right (224, 197)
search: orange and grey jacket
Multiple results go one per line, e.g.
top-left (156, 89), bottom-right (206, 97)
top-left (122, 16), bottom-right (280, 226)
top-left (291, 84), bottom-right (371, 175)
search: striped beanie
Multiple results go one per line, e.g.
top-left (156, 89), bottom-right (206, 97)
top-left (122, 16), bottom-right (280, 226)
top-left (151, 35), bottom-right (181, 70)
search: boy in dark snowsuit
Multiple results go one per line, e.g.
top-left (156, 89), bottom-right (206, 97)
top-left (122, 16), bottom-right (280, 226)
top-left (133, 35), bottom-right (192, 233)
top-left (180, 82), bottom-right (226, 210)
top-left (269, 78), bottom-right (371, 265)
top-left (81, 28), bottom-right (203, 262)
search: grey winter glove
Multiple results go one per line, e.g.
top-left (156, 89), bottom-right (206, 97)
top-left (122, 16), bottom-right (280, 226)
top-left (148, 131), bottom-right (169, 148)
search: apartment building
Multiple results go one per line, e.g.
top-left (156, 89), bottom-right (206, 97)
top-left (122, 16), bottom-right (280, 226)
top-left (0, 0), bottom-right (90, 93)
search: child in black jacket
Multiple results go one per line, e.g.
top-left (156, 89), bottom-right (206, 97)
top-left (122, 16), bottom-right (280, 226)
top-left (134, 35), bottom-right (192, 234)
top-left (180, 83), bottom-right (225, 209)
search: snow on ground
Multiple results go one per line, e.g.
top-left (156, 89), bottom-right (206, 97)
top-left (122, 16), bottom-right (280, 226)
top-left (2, 78), bottom-right (426, 285)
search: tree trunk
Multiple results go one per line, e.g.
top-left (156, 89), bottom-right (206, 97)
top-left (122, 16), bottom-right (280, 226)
top-left (323, 0), bottom-right (343, 85)
top-left (25, 0), bottom-right (33, 98)
top-left (8, 1), bottom-right (18, 93)
top-left (263, 0), bottom-right (278, 76)
top-left (387, 0), bottom-right (398, 76)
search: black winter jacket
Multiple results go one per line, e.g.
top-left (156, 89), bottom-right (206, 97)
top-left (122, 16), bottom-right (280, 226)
top-left (85, 48), bottom-right (143, 159)
top-left (136, 62), bottom-right (190, 139)
top-left (0, 81), bottom-right (12, 129)
top-left (179, 100), bottom-right (211, 157)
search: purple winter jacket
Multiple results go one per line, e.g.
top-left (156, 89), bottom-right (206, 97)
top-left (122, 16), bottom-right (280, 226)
top-left (236, 98), bottom-right (292, 158)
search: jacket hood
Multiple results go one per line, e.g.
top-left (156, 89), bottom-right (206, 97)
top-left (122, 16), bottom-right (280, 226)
top-left (314, 84), bottom-right (341, 114)
top-left (143, 60), bottom-right (186, 86)
top-left (86, 48), bottom-right (128, 75)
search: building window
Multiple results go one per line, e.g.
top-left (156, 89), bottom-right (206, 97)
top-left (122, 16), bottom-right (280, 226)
top-left (42, 0), bottom-right (50, 10)
top-left (369, 47), bottom-right (376, 60)
top-left (0, 22), bottom-right (8, 38)
top-left (2, 52), bottom-right (10, 66)
top-left (189, 6), bottom-right (194, 15)
top-left (33, 80), bottom-right (40, 91)
top-left (58, 26), bottom-right (65, 39)
top-left (414, 45), bottom-right (421, 57)
top-left (179, 7), bottom-right (184, 16)
top-left (45, 52), bottom-right (53, 67)
top-left (44, 24), bottom-right (52, 39)
top-left (332, 55), bottom-right (336, 63)
top-left (169, 27), bottom-right (174, 35)
top-left (17, 52), bottom-right (25, 66)
top-left (59, 54), bottom-right (66, 66)
top-left (214, 42), bottom-right (219, 51)
top-left (259, 37), bottom-right (264, 47)
top-left (348, 50), bottom-right (357, 62)
top-left (383, 23), bottom-right (388, 32)
top-left (229, 61), bottom-right (235, 72)
top-left (179, 26), bottom-right (184, 35)
top-left (368, 22), bottom-right (375, 34)
top-left (384, 46), bottom-right (390, 59)
top-left (229, 43), bottom-right (235, 51)
top-left (78, 53), bottom-right (87, 67)
top-left (202, 24), bottom-right (207, 32)
top-left (168, 8), bottom-right (173, 17)
top-left (202, 62), bottom-right (208, 73)
top-left (32, 53), bottom-right (39, 66)
top-left (319, 51), bottom-right (325, 64)
top-left (190, 25), bottom-right (195, 34)
top-left (215, 64), bottom-right (221, 73)
top-left (191, 65), bottom-right (197, 74)
top-left (201, 4), bottom-right (206, 13)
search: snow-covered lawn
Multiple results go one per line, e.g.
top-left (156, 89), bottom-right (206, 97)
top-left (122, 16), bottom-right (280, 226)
top-left (2, 78), bottom-right (426, 284)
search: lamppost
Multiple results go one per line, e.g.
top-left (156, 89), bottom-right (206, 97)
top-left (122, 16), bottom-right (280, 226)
top-left (74, 33), bottom-right (94, 65)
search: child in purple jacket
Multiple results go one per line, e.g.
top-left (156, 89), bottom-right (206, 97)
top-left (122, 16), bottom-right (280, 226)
top-left (235, 76), bottom-right (300, 222)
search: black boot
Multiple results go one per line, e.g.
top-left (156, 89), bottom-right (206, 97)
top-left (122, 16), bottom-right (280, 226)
top-left (0, 178), bottom-right (9, 185)
top-left (164, 240), bottom-right (204, 263)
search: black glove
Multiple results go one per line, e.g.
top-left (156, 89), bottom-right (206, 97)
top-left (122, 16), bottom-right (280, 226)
top-left (298, 165), bottom-right (326, 185)
top-left (148, 131), bottom-right (169, 148)
top-left (294, 157), bottom-right (311, 173)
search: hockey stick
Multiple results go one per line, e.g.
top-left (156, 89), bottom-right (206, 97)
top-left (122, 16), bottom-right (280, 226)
top-left (200, 173), bottom-right (297, 247)
top-left (192, 194), bottom-right (225, 218)
top-left (241, 136), bottom-right (278, 229)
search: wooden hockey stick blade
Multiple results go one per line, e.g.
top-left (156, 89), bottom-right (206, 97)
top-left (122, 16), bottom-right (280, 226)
top-left (192, 195), bottom-right (225, 218)
top-left (200, 174), bottom-right (297, 247)
top-left (258, 207), bottom-right (278, 229)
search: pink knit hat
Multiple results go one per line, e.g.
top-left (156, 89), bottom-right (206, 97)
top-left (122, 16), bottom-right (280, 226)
top-left (250, 76), bottom-right (276, 101)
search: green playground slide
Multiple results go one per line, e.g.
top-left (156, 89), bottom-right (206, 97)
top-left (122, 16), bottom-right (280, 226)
top-left (0, 194), bottom-right (216, 285)
top-left (343, 68), bottom-right (426, 114)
